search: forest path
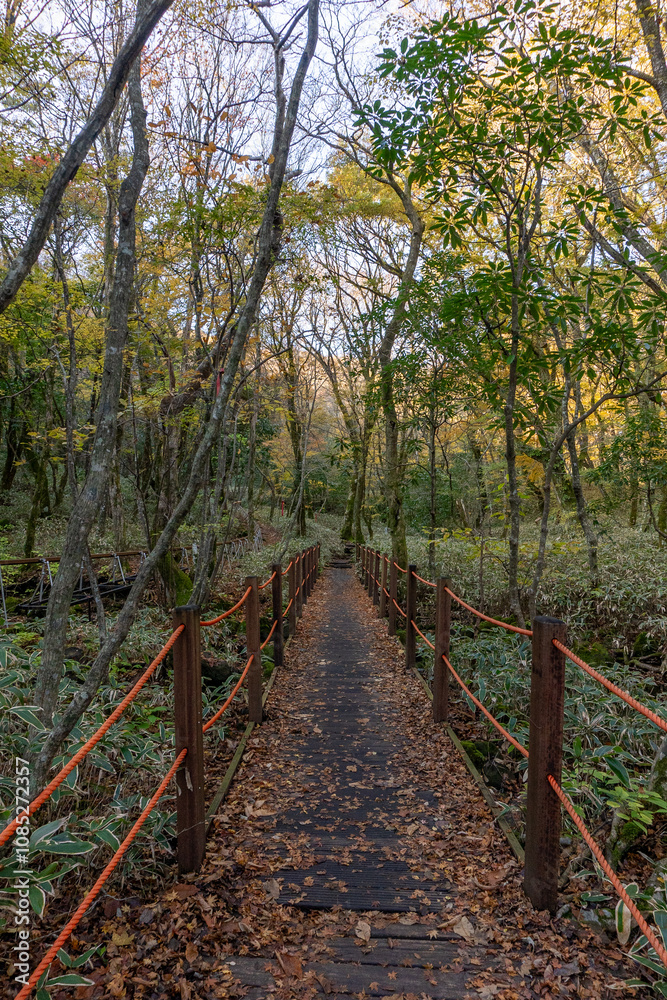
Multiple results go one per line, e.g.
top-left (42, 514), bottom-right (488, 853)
top-left (205, 567), bottom-right (619, 999)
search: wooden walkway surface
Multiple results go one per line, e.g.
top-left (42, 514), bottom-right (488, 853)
top-left (215, 564), bottom-right (540, 999)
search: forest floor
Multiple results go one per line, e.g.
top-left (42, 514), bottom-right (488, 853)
top-left (44, 566), bottom-right (641, 1000)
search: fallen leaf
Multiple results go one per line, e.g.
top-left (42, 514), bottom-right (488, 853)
top-left (276, 950), bottom-right (303, 979)
top-left (355, 919), bottom-right (372, 943)
top-left (263, 878), bottom-right (280, 899)
top-left (185, 941), bottom-right (198, 963)
top-left (111, 930), bottom-right (134, 947)
top-left (452, 915), bottom-right (477, 943)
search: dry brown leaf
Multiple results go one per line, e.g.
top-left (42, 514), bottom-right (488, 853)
top-left (111, 930), bottom-right (134, 947)
top-left (276, 950), bottom-right (303, 979)
top-left (452, 915), bottom-right (477, 943)
top-left (355, 919), bottom-right (371, 942)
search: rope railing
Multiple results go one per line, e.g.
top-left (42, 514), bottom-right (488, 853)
top-left (282, 560), bottom-right (293, 576)
top-left (548, 773), bottom-right (667, 968)
top-left (411, 619), bottom-right (435, 650)
top-left (200, 586), bottom-right (252, 626)
top-left (445, 587), bottom-right (533, 637)
top-left (554, 639), bottom-right (667, 735)
top-left (0, 624), bottom-right (185, 849)
top-left (260, 618), bottom-right (278, 650)
top-left (7, 544), bottom-right (323, 996)
top-left (15, 748), bottom-right (187, 1000)
top-left (202, 655), bottom-right (254, 733)
top-left (355, 541), bottom-right (667, 959)
top-left (393, 597), bottom-right (407, 618)
top-left (443, 654), bottom-right (530, 759)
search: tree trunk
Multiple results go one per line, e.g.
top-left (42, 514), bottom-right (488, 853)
top-left (0, 0), bottom-right (174, 314)
top-left (566, 429), bottom-right (599, 584)
top-left (30, 0), bottom-right (320, 794)
top-left (34, 11), bottom-right (151, 727)
top-left (505, 336), bottom-right (523, 626)
top-left (428, 416), bottom-right (437, 578)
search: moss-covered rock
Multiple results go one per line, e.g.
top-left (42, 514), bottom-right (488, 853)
top-left (574, 640), bottom-right (613, 667)
top-left (633, 631), bottom-right (661, 658)
top-left (460, 740), bottom-right (486, 768)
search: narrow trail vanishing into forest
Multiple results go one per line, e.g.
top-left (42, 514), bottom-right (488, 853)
top-left (165, 568), bottom-right (633, 999)
top-left (78, 565), bottom-right (636, 999)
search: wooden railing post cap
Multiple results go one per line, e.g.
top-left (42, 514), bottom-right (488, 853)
top-left (173, 603), bottom-right (200, 615)
top-left (533, 615), bottom-right (565, 627)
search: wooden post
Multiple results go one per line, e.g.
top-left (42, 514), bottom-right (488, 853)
top-left (373, 550), bottom-right (380, 606)
top-left (433, 578), bottom-right (451, 722)
top-left (379, 555), bottom-right (388, 617)
top-left (309, 546), bottom-right (314, 595)
top-left (405, 565), bottom-right (417, 671)
top-left (272, 563), bottom-right (283, 668)
top-left (524, 615), bottom-right (567, 913)
top-left (288, 558), bottom-right (297, 635)
top-left (388, 559), bottom-right (398, 636)
top-left (367, 549), bottom-right (374, 598)
top-left (296, 553), bottom-right (303, 618)
top-left (245, 576), bottom-right (262, 724)
top-left (173, 605), bottom-right (205, 874)
top-left (361, 546), bottom-right (367, 585)
top-left (303, 548), bottom-right (309, 605)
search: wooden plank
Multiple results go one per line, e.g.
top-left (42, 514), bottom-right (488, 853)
top-left (411, 666), bottom-right (525, 863)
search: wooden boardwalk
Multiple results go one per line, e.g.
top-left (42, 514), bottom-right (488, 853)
top-left (218, 564), bottom-right (528, 999)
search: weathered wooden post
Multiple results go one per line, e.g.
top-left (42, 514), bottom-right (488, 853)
top-left (433, 578), bottom-right (451, 722)
top-left (373, 551), bottom-right (380, 606)
top-left (405, 565), bottom-right (417, 671)
top-left (379, 555), bottom-right (388, 617)
top-left (245, 576), bottom-right (262, 724)
top-left (173, 604), bottom-right (205, 874)
top-left (272, 563), bottom-right (283, 668)
top-left (524, 616), bottom-right (567, 913)
top-left (288, 558), bottom-right (297, 635)
top-left (296, 553), bottom-right (303, 618)
top-left (361, 546), bottom-right (366, 585)
top-left (367, 549), bottom-right (374, 598)
top-left (388, 559), bottom-right (398, 636)
top-left (303, 548), bottom-right (310, 605)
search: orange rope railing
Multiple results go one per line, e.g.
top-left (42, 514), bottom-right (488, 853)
top-left (414, 573), bottom-right (436, 588)
top-left (395, 563), bottom-right (407, 574)
top-left (445, 587), bottom-right (533, 637)
top-left (15, 748), bottom-right (187, 1000)
top-left (201, 586), bottom-right (252, 626)
top-left (554, 640), bottom-right (667, 735)
top-left (260, 618), bottom-right (278, 650)
top-left (284, 597), bottom-right (294, 614)
top-left (0, 625), bottom-right (185, 849)
top-left (548, 773), bottom-right (667, 967)
top-left (411, 619), bottom-right (435, 649)
top-left (443, 654), bottom-right (530, 759)
top-left (258, 571), bottom-right (276, 590)
top-left (393, 597), bottom-right (407, 619)
top-left (202, 655), bottom-right (253, 733)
